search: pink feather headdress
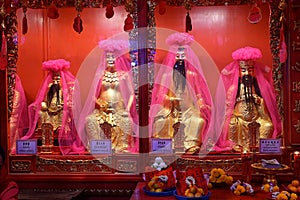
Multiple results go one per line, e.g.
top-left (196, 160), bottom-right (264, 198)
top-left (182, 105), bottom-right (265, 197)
top-left (232, 46), bottom-right (262, 61)
top-left (98, 39), bottom-right (128, 53)
top-left (42, 59), bottom-right (71, 72)
top-left (166, 32), bottom-right (194, 46)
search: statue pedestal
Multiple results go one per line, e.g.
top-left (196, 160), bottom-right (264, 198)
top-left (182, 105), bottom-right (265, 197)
top-left (40, 123), bottom-right (53, 154)
top-left (173, 122), bottom-right (185, 153)
top-left (251, 162), bottom-right (290, 185)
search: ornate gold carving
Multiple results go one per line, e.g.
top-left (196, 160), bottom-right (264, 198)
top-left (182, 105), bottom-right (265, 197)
top-left (292, 81), bottom-right (300, 92)
top-left (293, 120), bottom-right (300, 133)
top-left (294, 20), bottom-right (300, 32)
top-left (292, 2), bottom-right (300, 8)
top-left (176, 157), bottom-right (243, 173)
top-left (10, 160), bottom-right (32, 172)
top-left (82, 188), bottom-right (133, 196)
top-left (292, 40), bottom-right (300, 51)
top-left (41, 123), bottom-right (53, 154)
top-left (116, 160), bottom-right (137, 172)
top-left (19, 188), bottom-right (83, 199)
top-left (36, 156), bottom-right (113, 173)
top-left (292, 62), bottom-right (300, 71)
top-left (269, 1), bottom-right (284, 119)
top-left (173, 122), bottom-right (185, 153)
top-left (165, 0), bottom-right (256, 7)
top-left (6, 11), bottom-right (18, 118)
top-left (293, 100), bottom-right (300, 112)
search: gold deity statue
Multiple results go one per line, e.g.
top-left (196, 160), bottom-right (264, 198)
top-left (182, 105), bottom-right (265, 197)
top-left (22, 59), bottom-right (84, 155)
top-left (150, 33), bottom-right (212, 154)
top-left (228, 60), bottom-right (273, 151)
top-left (84, 41), bottom-right (137, 153)
top-left (214, 46), bottom-right (282, 152)
top-left (38, 72), bottom-right (63, 132)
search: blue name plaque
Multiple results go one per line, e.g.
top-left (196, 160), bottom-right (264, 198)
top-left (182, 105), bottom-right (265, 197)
top-left (151, 138), bottom-right (173, 154)
top-left (259, 138), bottom-right (282, 154)
top-left (90, 139), bottom-right (112, 155)
top-left (16, 140), bottom-right (37, 155)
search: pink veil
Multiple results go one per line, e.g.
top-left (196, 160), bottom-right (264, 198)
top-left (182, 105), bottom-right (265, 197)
top-left (22, 59), bottom-right (85, 155)
top-left (149, 32), bottom-right (213, 147)
top-left (214, 46), bottom-right (282, 151)
top-left (9, 74), bottom-right (28, 154)
top-left (0, 181), bottom-right (19, 200)
top-left (77, 39), bottom-right (138, 153)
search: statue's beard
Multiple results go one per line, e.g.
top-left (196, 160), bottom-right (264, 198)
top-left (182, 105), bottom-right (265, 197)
top-left (242, 75), bottom-right (254, 104)
top-left (173, 59), bottom-right (186, 93)
top-left (47, 83), bottom-right (61, 107)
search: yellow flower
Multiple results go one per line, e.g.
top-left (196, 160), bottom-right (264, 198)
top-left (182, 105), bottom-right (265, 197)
top-left (209, 176), bottom-right (216, 182)
top-left (272, 185), bottom-right (280, 192)
top-left (276, 191), bottom-right (292, 200)
top-left (236, 185), bottom-right (246, 193)
top-left (211, 168), bottom-right (220, 178)
top-left (225, 176), bottom-right (233, 185)
top-left (277, 193), bottom-right (288, 200)
top-left (217, 168), bottom-right (226, 175)
top-left (291, 193), bottom-right (298, 200)
top-left (234, 190), bottom-right (241, 196)
top-left (263, 183), bottom-right (270, 192)
top-left (219, 175), bottom-right (227, 182)
top-left (216, 178), bottom-right (222, 183)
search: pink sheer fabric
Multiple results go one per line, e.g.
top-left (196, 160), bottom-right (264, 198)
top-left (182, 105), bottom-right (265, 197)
top-left (0, 181), bottom-right (19, 200)
top-left (10, 74), bottom-right (28, 154)
top-left (77, 39), bottom-right (138, 153)
top-left (214, 46), bottom-right (282, 151)
top-left (22, 59), bottom-right (84, 155)
top-left (149, 32), bottom-right (213, 147)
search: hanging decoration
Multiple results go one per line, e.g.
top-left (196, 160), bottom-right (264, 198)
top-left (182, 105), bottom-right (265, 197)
top-left (158, 0), bottom-right (167, 15)
top-left (22, 6), bottom-right (28, 35)
top-left (73, 14), bottom-right (83, 33)
top-left (124, 0), bottom-right (134, 32)
top-left (124, 14), bottom-right (133, 32)
top-left (73, 0), bottom-right (83, 34)
top-left (105, 3), bottom-right (114, 19)
top-left (247, 0), bottom-right (262, 24)
top-left (184, 0), bottom-right (192, 32)
top-left (47, 1), bottom-right (59, 19)
top-left (185, 12), bottom-right (192, 32)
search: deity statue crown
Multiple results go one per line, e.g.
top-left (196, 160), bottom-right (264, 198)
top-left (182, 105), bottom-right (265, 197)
top-left (232, 46), bottom-right (262, 61)
top-left (98, 39), bottom-right (128, 56)
top-left (239, 60), bottom-right (255, 68)
top-left (52, 72), bottom-right (61, 84)
top-left (176, 46), bottom-right (186, 60)
top-left (166, 32), bottom-right (194, 47)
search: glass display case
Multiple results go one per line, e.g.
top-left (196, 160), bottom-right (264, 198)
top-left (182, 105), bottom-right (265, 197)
top-left (0, 0), bottom-right (299, 197)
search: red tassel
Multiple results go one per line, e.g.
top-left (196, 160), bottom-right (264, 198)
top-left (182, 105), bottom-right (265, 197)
top-left (47, 3), bottom-right (59, 19)
top-left (22, 15), bottom-right (28, 35)
top-left (186, 12), bottom-right (192, 32)
top-left (124, 14), bottom-right (133, 32)
top-left (73, 15), bottom-right (83, 34)
top-left (158, 1), bottom-right (167, 15)
top-left (105, 4), bottom-right (114, 19)
top-left (0, 32), bottom-right (7, 70)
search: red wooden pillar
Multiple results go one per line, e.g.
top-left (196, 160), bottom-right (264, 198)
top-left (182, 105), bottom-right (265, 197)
top-left (137, 0), bottom-right (149, 154)
top-left (0, 68), bottom-right (8, 176)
